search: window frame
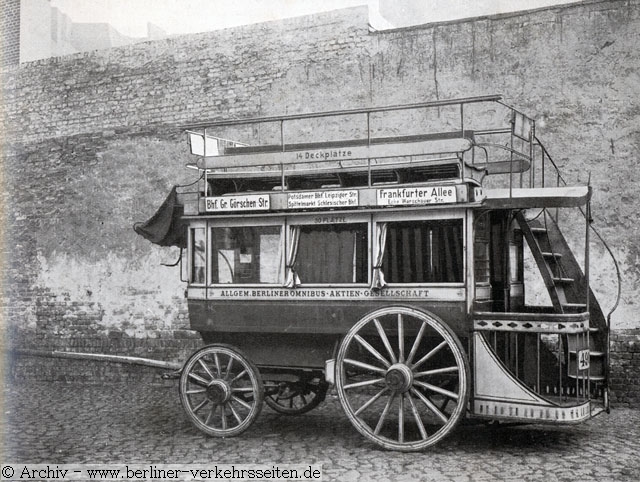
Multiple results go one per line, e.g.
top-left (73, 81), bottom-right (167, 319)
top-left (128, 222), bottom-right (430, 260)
top-left (372, 209), bottom-right (467, 287)
top-left (188, 220), bottom-right (208, 287)
top-left (207, 217), bottom-right (286, 287)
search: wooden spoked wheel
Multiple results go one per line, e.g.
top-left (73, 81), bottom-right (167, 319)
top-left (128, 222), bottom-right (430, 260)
top-left (179, 344), bottom-right (264, 437)
top-left (336, 306), bottom-right (469, 451)
top-left (265, 376), bottom-right (328, 415)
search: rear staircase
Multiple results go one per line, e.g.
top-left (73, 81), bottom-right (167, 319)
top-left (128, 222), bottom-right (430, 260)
top-left (516, 208), bottom-right (608, 396)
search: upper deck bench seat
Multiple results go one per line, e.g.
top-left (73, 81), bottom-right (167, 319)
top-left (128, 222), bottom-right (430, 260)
top-left (196, 131), bottom-right (476, 171)
top-left (222, 130), bottom-right (476, 155)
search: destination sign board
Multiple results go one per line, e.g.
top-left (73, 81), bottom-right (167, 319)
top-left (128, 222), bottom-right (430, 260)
top-left (205, 194), bottom-right (270, 212)
top-left (288, 190), bottom-right (359, 209)
top-left (377, 186), bottom-right (457, 206)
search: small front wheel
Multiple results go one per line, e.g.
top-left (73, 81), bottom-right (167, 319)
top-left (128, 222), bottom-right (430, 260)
top-left (179, 344), bottom-right (264, 437)
top-left (336, 306), bottom-right (470, 451)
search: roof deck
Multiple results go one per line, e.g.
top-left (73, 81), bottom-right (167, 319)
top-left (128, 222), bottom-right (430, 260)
top-left (178, 95), bottom-right (587, 215)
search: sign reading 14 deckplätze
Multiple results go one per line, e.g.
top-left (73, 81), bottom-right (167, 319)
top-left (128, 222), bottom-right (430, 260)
top-left (376, 186), bottom-right (457, 206)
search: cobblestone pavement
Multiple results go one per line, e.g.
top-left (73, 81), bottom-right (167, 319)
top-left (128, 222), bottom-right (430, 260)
top-left (2, 379), bottom-right (639, 481)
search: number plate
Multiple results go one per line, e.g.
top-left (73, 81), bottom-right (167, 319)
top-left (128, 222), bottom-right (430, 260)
top-left (578, 349), bottom-right (590, 370)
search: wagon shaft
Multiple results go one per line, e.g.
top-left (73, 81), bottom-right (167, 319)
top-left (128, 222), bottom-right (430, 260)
top-left (10, 348), bottom-right (182, 371)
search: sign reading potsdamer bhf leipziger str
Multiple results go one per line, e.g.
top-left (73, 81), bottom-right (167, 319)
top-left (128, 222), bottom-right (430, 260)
top-left (376, 186), bottom-right (457, 206)
top-left (287, 190), bottom-right (359, 209)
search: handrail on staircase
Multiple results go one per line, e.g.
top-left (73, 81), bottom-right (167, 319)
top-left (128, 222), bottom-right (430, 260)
top-left (533, 137), bottom-right (621, 324)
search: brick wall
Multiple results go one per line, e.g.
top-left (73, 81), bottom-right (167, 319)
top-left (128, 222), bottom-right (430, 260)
top-left (1, 0), bottom-right (20, 66)
top-left (1, 1), bottom-right (640, 404)
top-left (610, 330), bottom-right (640, 407)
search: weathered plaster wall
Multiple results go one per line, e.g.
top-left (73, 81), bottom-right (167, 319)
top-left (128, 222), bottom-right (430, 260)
top-left (2, 1), bottom-right (639, 402)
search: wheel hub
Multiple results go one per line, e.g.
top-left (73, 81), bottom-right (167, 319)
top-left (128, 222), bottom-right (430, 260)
top-left (206, 380), bottom-right (231, 404)
top-left (385, 363), bottom-right (413, 392)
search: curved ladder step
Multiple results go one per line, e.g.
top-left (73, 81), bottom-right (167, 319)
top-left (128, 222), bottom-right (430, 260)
top-left (542, 251), bottom-right (563, 259)
top-left (552, 277), bottom-right (574, 284)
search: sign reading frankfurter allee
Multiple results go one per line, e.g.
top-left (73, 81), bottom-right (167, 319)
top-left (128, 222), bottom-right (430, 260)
top-left (377, 186), bottom-right (457, 206)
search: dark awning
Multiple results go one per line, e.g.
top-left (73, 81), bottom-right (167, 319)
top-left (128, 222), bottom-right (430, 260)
top-left (133, 186), bottom-right (186, 248)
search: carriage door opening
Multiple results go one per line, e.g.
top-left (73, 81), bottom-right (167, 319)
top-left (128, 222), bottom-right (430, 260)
top-left (484, 211), bottom-right (524, 313)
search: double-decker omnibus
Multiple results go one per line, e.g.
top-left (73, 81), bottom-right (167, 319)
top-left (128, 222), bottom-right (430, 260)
top-left (135, 95), bottom-right (617, 451)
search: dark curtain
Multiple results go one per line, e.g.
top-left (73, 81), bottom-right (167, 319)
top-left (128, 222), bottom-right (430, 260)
top-left (296, 225), bottom-right (367, 284)
top-left (133, 186), bottom-right (186, 248)
top-left (383, 220), bottom-right (463, 283)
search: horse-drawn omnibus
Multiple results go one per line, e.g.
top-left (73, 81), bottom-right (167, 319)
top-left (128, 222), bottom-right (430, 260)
top-left (135, 95), bottom-right (617, 451)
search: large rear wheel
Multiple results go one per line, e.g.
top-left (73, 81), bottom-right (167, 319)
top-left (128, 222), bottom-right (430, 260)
top-left (179, 344), bottom-right (264, 437)
top-left (335, 306), bottom-right (469, 451)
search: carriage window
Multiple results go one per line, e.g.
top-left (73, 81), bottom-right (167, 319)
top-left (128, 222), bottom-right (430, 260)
top-left (296, 224), bottom-right (368, 284)
top-left (210, 226), bottom-right (283, 284)
top-left (190, 228), bottom-right (206, 284)
top-left (382, 219), bottom-right (463, 283)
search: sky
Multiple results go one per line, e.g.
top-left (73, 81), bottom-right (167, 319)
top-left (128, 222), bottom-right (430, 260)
top-left (49, 0), bottom-right (578, 37)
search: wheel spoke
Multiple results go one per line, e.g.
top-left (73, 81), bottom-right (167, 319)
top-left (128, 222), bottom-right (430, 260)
top-left (411, 388), bottom-right (449, 424)
top-left (343, 358), bottom-right (387, 374)
top-left (204, 403), bottom-right (217, 426)
top-left (198, 359), bottom-right (215, 381)
top-left (231, 369), bottom-right (247, 384)
top-left (228, 400), bottom-right (243, 425)
top-left (411, 340), bottom-right (448, 370)
top-left (413, 366), bottom-right (459, 378)
top-left (231, 395), bottom-right (252, 410)
top-left (398, 313), bottom-right (405, 363)
top-left (192, 398), bottom-right (210, 414)
top-left (354, 388), bottom-right (389, 416)
top-left (413, 380), bottom-right (459, 401)
top-left (374, 392), bottom-right (396, 435)
top-left (354, 335), bottom-right (391, 368)
top-left (374, 318), bottom-right (398, 364)
top-left (406, 391), bottom-right (428, 440)
top-left (186, 388), bottom-right (206, 395)
top-left (406, 321), bottom-right (428, 365)
top-left (231, 387), bottom-right (254, 393)
top-left (398, 393), bottom-right (405, 443)
top-left (220, 404), bottom-right (227, 430)
top-left (213, 353), bottom-right (222, 377)
top-left (188, 372), bottom-right (211, 387)
top-left (438, 396), bottom-right (451, 413)
top-left (224, 356), bottom-right (234, 380)
top-left (343, 378), bottom-right (385, 390)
